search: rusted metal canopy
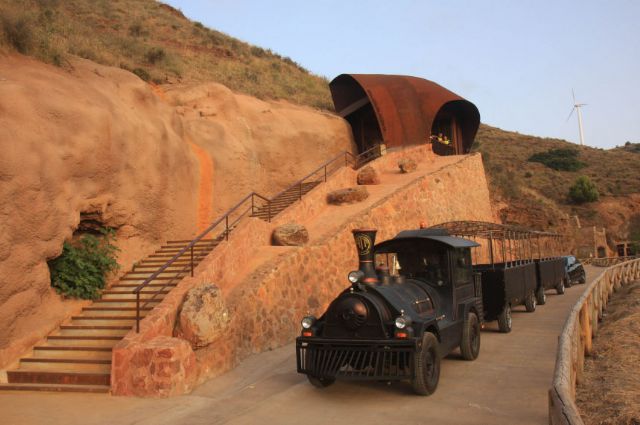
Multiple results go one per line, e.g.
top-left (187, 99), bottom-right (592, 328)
top-left (330, 74), bottom-right (480, 153)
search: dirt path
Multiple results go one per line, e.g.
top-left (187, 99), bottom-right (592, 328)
top-left (0, 267), bottom-right (598, 425)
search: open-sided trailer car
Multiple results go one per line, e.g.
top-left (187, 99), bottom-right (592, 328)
top-left (430, 221), bottom-right (565, 333)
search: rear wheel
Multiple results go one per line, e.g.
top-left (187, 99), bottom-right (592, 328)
top-left (525, 291), bottom-right (537, 312)
top-left (497, 304), bottom-right (512, 333)
top-left (536, 285), bottom-right (547, 305)
top-left (307, 376), bottom-right (335, 388)
top-left (556, 279), bottom-right (565, 295)
top-left (412, 332), bottom-right (440, 396)
top-left (460, 312), bottom-right (481, 360)
top-left (579, 274), bottom-right (586, 284)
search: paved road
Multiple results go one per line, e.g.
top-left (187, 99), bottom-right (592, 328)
top-left (0, 267), bottom-right (598, 425)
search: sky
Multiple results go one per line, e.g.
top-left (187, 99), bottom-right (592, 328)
top-left (166, 0), bottom-right (640, 149)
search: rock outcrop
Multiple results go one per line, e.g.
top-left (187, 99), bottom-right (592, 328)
top-left (357, 166), bottom-right (380, 185)
top-left (175, 283), bottom-right (229, 348)
top-left (327, 187), bottom-right (370, 205)
top-left (272, 223), bottom-right (309, 246)
top-left (398, 158), bottom-right (418, 173)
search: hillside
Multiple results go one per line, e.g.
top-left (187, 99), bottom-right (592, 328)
top-left (0, 0), bottom-right (332, 109)
top-left (473, 124), bottom-right (640, 242)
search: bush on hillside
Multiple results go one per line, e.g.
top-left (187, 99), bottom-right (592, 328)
top-left (528, 148), bottom-right (586, 171)
top-left (568, 176), bottom-right (599, 204)
top-left (48, 229), bottom-right (119, 299)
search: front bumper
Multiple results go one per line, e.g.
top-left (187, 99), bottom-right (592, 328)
top-left (296, 337), bottom-right (418, 381)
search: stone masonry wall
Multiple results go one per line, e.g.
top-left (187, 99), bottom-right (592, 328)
top-left (111, 147), bottom-right (495, 396)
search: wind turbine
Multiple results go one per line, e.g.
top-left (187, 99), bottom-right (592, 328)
top-left (566, 90), bottom-right (587, 146)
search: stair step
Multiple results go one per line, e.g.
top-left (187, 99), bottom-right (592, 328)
top-left (32, 346), bottom-right (113, 360)
top-left (7, 370), bottom-right (110, 386)
top-left (57, 328), bottom-right (130, 337)
top-left (71, 317), bottom-right (137, 326)
top-left (46, 336), bottom-right (122, 347)
top-left (121, 275), bottom-right (184, 280)
top-left (83, 307), bottom-right (153, 312)
top-left (0, 383), bottom-right (110, 393)
top-left (18, 358), bottom-right (112, 373)
top-left (165, 239), bottom-right (216, 244)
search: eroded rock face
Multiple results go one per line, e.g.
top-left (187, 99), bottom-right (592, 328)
top-left (357, 166), bottom-right (380, 185)
top-left (113, 336), bottom-right (197, 397)
top-left (175, 283), bottom-right (230, 348)
top-left (327, 187), bottom-right (369, 205)
top-left (272, 223), bottom-right (309, 246)
top-left (398, 158), bottom-right (417, 173)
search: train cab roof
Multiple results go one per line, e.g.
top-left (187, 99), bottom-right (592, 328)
top-left (375, 229), bottom-right (480, 252)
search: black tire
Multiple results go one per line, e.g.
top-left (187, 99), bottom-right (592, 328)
top-left (525, 291), bottom-right (537, 312)
top-left (579, 274), bottom-right (586, 284)
top-left (536, 285), bottom-right (547, 305)
top-left (460, 312), bottom-right (481, 360)
top-left (565, 277), bottom-right (573, 288)
top-left (497, 304), bottom-right (512, 333)
top-left (556, 279), bottom-right (565, 295)
top-left (412, 333), bottom-right (440, 396)
top-left (307, 375), bottom-right (335, 388)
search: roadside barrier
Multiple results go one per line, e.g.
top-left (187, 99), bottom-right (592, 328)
top-left (549, 258), bottom-right (640, 424)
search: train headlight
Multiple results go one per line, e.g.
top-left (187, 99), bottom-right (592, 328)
top-left (348, 270), bottom-right (364, 284)
top-left (301, 316), bottom-right (316, 329)
top-left (395, 316), bottom-right (408, 329)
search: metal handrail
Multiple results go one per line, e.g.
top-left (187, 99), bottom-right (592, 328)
top-left (132, 145), bottom-right (383, 332)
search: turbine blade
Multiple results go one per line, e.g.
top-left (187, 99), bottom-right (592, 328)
top-left (566, 107), bottom-right (575, 122)
top-left (572, 89), bottom-right (576, 104)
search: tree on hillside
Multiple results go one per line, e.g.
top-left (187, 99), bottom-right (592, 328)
top-left (568, 176), bottom-right (599, 204)
top-left (528, 148), bottom-right (586, 171)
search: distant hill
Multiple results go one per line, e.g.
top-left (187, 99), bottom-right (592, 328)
top-left (0, 0), bottom-right (333, 109)
top-left (473, 124), bottom-right (640, 241)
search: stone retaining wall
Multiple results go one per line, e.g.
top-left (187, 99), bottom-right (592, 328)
top-left (549, 259), bottom-right (640, 424)
top-left (112, 147), bottom-right (495, 396)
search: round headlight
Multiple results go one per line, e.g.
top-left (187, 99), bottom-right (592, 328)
top-left (395, 316), bottom-right (408, 329)
top-left (301, 316), bottom-right (316, 329)
top-left (348, 270), bottom-right (364, 283)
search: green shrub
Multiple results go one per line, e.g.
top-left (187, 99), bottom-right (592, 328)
top-left (568, 176), bottom-right (599, 203)
top-left (528, 148), bottom-right (586, 171)
top-left (48, 229), bottom-right (119, 299)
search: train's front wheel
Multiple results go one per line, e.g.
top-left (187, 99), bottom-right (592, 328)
top-left (412, 332), bottom-right (440, 396)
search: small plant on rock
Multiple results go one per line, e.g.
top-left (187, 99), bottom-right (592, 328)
top-left (48, 228), bottom-right (119, 299)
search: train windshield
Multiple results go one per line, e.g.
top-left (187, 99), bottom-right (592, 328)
top-left (375, 248), bottom-right (449, 286)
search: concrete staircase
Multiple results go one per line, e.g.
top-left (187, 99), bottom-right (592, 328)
top-left (0, 239), bottom-right (219, 393)
top-left (251, 181), bottom-right (321, 221)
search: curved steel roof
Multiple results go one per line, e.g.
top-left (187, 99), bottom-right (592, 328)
top-left (329, 74), bottom-right (480, 152)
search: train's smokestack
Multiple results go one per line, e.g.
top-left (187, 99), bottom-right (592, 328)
top-left (352, 229), bottom-right (378, 284)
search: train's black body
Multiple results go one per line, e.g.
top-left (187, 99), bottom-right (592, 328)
top-left (296, 229), bottom-right (483, 395)
top-left (535, 258), bottom-right (568, 305)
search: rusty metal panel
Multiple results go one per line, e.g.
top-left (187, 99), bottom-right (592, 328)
top-left (329, 74), bottom-right (480, 153)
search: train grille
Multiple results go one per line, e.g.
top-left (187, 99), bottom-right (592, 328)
top-left (297, 342), bottom-right (414, 380)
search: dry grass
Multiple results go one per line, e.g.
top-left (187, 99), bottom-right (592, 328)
top-left (0, 0), bottom-right (333, 109)
top-left (472, 124), bottom-right (640, 229)
top-left (576, 280), bottom-right (640, 425)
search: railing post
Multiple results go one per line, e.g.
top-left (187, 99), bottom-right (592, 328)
top-left (324, 165), bottom-right (327, 182)
top-left (251, 194), bottom-right (254, 215)
top-left (268, 201), bottom-right (271, 223)
top-left (225, 215), bottom-right (229, 241)
top-left (136, 291), bottom-right (140, 333)
top-left (190, 246), bottom-right (194, 277)
top-left (299, 182), bottom-right (302, 200)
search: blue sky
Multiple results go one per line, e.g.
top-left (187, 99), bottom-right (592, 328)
top-left (167, 0), bottom-right (640, 149)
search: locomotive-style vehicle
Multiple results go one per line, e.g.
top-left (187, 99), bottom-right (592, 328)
top-left (296, 228), bottom-right (483, 395)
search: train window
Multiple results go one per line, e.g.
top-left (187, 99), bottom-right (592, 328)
top-left (452, 249), bottom-right (471, 284)
top-left (375, 252), bottom-right (400, 276)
